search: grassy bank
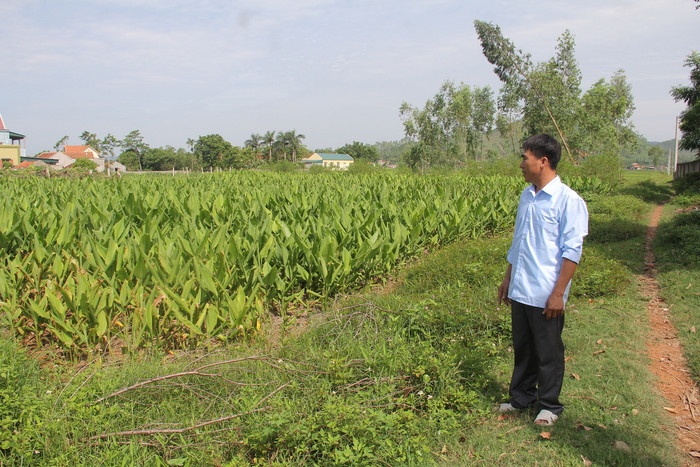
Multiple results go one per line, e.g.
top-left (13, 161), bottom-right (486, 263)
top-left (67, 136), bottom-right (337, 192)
top-left (0, 171), bottom-right (691, 465)
top-left (442, 172), bottom-right (681, 465)
top-left (655, 172), bottom-right (700, 382)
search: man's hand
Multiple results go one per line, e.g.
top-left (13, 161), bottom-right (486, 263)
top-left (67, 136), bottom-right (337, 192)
top-left (498, 264), bottom-right (512, 306)
top-left (543, 293), bottom-right (565, 320)
top-left (543, 258), bottom-right (578, 319)
top-left (498, 278), bottom-right (511, 306)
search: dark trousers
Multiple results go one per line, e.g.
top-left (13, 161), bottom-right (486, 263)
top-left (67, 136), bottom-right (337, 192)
top-left (509, 300), bottom-right (565, 415)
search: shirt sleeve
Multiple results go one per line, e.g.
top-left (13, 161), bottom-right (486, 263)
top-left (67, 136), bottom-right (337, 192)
top-left (506, 190), bottom-right (527, 265)
top-left (560, 194), bottom-right (588, 264)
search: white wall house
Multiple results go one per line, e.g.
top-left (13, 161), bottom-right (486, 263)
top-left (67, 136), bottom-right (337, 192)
top-left (301, 153), bottom-right (354, 170)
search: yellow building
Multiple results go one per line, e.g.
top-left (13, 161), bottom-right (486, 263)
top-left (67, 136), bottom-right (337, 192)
top-left (302, 153), bottom-right (354, 170)
top-left (0, 113), bottom-right (26, 167)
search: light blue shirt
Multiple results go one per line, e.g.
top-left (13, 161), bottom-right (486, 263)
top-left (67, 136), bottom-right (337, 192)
top-left (507, 176), bottom-right (588, 308)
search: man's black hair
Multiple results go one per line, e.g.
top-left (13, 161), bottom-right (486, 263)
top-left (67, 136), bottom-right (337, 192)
top-left (523, 134), bottom-right (561, 170)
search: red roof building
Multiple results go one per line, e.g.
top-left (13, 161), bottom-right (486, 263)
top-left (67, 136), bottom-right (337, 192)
top-left (63, 145), bottom-right (100, 159)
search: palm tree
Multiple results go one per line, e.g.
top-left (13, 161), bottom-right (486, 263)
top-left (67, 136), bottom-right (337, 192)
top-left (244, 133), bottom-right (262, 156)
top-left (275, 132), bottom-right (290, 161)
top-left (262, 131), bottom-right (276, 161)
top-left (186, 138), bottom-right (196, 153)
top-left (283, 130), bottom-right (305, 162)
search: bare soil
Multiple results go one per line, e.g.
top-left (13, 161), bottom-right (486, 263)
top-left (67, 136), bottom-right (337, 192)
top-left (643, 205), bottom-right (700, 464)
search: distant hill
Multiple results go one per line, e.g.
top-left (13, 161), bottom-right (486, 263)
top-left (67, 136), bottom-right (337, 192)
top-left (648, 140), bottom-right (696, 163)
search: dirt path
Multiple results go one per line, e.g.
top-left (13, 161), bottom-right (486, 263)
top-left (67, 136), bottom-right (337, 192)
top-left (643, 205), bottom-right (700, 465)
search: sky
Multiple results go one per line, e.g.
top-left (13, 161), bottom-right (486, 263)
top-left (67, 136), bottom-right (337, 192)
top-left (2, 0), bottom-right (699, 155)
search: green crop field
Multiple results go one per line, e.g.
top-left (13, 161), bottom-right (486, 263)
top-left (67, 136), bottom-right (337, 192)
top-left (0, 172), bottom-right (607, 356)
top-left (0, 172), bottom-right (605, 356)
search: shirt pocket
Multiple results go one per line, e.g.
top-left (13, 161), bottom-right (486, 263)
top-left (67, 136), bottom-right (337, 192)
top-left (541, 219), bottom-right (559, 239)
top-left (536, 213), bottom-right (560, 243)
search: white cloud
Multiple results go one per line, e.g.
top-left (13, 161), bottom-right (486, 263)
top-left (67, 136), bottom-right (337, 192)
top-left (2, 0), bottom-right (699, 152)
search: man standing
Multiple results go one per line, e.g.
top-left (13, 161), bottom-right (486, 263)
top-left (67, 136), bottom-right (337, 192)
top-left (497, 134), bottom-right (588, 426)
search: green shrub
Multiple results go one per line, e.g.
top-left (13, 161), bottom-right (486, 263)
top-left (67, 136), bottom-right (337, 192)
top-left (461, 158), bottom-right (522, 177)
top-left (346, 160), bottom-right (377, 174)
top-left (586, 194), bottom-right (648, 243)
top-left (655, 209), bottom-right (700, 267)
top-left (578, 152), bottom-right (623, 185)
top-left (308, 164), bottom-right (332, 174)
top-left (572, 247), bottom-right (630, 298)
top-left (0, 338), bottom-right (47, 457)
top-left (672, 171), bottom-right (700, 195)
top-left (620, 180), bottom-right (674, 204)
top-left (69, 158), bottom-right (98, 172)
top-left (245, 397), bottom-right (436, 465)
top-left (562, 176), bottom-right (613, 201)
top-left (260, 160), bottom-right (301, 172)
top-left (672, 193), bottom-right (700, 208)
top-left (671, 171), bottom-right (700, 208)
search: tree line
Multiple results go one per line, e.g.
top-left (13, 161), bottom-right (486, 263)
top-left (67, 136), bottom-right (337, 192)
top-left (51, 130), bottom-right (381, 172)
top-left (243, 131), bottom-right (380, 164)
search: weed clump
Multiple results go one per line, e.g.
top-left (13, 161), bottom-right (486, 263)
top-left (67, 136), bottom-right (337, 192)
top-left (0, 339), bottom-right (47, 457)
top-left (572, 248), bottom-right (630, 297)
top-left (586, 194), bottom-right (648, 243)
top-left (671, 171), bottom-right (700, 208)
top-left (655, 209), bottom-right (700, 267)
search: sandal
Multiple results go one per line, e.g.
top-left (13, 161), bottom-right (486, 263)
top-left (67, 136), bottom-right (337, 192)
top-left (534, 409), bottom-right (558, 426)
top-left (498, 402), bottom-right (517, 413)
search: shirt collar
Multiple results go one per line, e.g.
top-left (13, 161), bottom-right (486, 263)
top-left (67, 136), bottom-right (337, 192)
top-left (527, 175), bottom-right (562, 198)
top-left (541, 175), bottom-right (563, 195)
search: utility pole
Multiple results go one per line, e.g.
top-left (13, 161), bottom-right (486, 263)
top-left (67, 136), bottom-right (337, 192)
top-left (667, 149), bottom-right (672, 175)
top-left (673, 116), bottom-right (680, 177)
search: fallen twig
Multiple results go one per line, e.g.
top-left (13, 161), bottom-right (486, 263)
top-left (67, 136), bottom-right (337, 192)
top-left (257, 357), bottom-right (328, 374)
top-left (256, 382), bottom-right (291, 407)
top-left (497, 449), bottom-right (519, 462)
top-left (684, 389), bottom-right (698, 422)
top-left (332, 294), bottom-right (399, 315)
top-left (183, 348), bottom-right (229, 370)
top-left (96, 355), bottom-right (319, 403)
top-left (503, 426), bottom-right (525, 435)
top-left (95, 370), bottom-right (259, 403)
top-left (89, 406), bottom-right (269, 440)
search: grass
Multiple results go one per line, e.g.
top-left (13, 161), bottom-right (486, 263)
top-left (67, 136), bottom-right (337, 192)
top-left (0, 170), bottom-right (694, 465)
top-left (436, 187), bottom-right (680, 465)
top-left (654, 171), bottom-right (700, 382)
top-left (444, 285), bottom-right (678, 466)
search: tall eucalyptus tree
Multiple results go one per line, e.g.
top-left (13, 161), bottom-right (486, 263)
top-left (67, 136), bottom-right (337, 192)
top-left (474, 20), bottom-right (635, 164)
